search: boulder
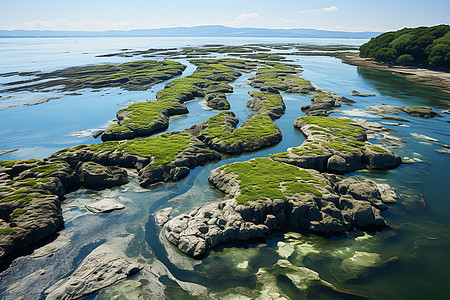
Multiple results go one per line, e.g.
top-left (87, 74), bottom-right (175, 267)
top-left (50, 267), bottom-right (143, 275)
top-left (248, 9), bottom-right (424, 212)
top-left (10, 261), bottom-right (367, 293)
top-left (78, 161), bottom-right (128, 190)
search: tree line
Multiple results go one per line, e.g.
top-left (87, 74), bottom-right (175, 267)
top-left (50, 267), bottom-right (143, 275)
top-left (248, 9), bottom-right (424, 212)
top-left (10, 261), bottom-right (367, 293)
top-left (359, 25), bottom-right (450, 69)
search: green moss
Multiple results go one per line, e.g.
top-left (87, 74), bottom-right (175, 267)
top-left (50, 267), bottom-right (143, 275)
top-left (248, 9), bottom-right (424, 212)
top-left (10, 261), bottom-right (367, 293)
top-left (283, 181), bottom-right (322, 197)
top-left (17, 159), bottom-right (39, 164)
top-left (270, 152), bottom-right (289, 158)
top-left (220, 158), bottom-right (323, 205)
top-left (12, 209), bottom-right (27, 215)
top-left (404, 106), bottom-right (432, 110)
top-left (66, 60), bottom-right (186, 88)
top-left (29, 163), bottom-right (63, 176)
top-left (0, 228), bottom-right (17, 235)
top-left (248, 91), bottom-right (283, 110)
top-left (371, 146), bottom-right (387, 152)
top-left (1, 193), bottom-right (46, 203)
top-left (203, 113), bottom-right (279, 146)
top-left (322, 141), bottom-right (360, 153)
top-left (291, 147), bottom-right (325, 156)
top-left (0, 161), bottom-right (16, 168)
top-left (104, 59), bottom-right (245, 137)
top-left (84, 131), bottom-right (191, 166)
top-left (300, 116), bottom-right (364, 138)
top-left (0, 187), bottom-right (13, 193)
top-left (105, 124), bottom-right (132, 132)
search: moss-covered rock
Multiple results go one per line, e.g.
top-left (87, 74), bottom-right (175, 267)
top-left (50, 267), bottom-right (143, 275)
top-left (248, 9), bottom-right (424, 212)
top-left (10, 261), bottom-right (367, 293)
top-left (301, 92), bottom-right (353, 117)
top-left (271, 116), bottom-right (401, 173)
top-left (249, 62), bottom-right (315, 94)
top-left (190, 111), bottom-right (282, 155)
top-left (163, 157), bottom-right (394, 258)
top-left (247, 91), bottom-right (285, 119)
top-left (2, 60), bottom-right (186, 93)
top-left (78, 162), bottom-right (128, 190)
top-left (101, 59), bottom-right (247, 141)
top-left (400, 106), bottom-right (443, 118)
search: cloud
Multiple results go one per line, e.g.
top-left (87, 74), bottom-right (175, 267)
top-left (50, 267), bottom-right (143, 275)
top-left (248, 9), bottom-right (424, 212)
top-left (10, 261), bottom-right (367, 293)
top-left (322, 6), bottom-right (339, 12)
top-left (233, 13), bottom-right (262, 22)
top-left (299, 6), bottom-right (339, 14)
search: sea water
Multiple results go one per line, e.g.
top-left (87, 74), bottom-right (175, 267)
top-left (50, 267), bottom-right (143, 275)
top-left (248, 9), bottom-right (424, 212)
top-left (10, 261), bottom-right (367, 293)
top-left (0, 37), bottom-right (449, 299)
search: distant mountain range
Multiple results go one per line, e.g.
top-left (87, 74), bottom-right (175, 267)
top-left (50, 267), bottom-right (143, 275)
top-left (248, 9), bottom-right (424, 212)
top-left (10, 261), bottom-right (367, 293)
top-left (0, 25), bottom-right (380, 39)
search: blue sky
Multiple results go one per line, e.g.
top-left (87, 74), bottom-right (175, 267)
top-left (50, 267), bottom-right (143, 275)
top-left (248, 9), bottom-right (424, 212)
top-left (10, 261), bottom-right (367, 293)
top-left (1, 0), bottom-right (449, 32)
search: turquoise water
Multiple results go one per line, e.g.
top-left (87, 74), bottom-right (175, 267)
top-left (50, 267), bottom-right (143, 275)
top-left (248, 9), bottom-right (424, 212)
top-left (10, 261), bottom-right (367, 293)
top-left (0, 37), bottom-right (449, 300)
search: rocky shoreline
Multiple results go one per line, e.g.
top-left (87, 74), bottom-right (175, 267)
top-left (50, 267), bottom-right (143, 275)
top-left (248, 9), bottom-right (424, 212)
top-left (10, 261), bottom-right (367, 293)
top-left (163, 157), bottom-right (397, 258)
top-left (335, 52), bottom-right (450, 93)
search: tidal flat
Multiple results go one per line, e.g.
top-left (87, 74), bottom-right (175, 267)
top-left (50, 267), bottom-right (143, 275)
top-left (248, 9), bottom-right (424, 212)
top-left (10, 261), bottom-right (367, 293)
top-left (0, 38), bottom-right (449, 300)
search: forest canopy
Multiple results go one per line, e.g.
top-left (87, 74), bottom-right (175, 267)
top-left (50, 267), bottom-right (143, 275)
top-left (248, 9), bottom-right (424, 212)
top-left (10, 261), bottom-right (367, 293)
top-left (359, 25), bottom-right (450, 68)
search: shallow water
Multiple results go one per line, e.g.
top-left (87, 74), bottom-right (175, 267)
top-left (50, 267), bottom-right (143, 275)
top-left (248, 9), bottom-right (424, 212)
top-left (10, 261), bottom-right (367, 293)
top-left (0, 37), bottom-right (449, 300)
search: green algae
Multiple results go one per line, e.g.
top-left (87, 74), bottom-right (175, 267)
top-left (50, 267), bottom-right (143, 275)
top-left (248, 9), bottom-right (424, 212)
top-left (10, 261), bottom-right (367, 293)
top-left (248, 91), bottom-right (283, 110)
top-left (84, 131), bottom-right (191, 166)
top-left (220, 158), bottom-right (323, 205)
top-left (29, 163), bottom-right (63, 176)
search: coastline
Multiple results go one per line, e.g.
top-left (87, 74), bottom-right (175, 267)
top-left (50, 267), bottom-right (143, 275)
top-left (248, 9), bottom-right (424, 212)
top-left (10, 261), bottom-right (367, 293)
top-left (334, 52), bottom-right (450, 94)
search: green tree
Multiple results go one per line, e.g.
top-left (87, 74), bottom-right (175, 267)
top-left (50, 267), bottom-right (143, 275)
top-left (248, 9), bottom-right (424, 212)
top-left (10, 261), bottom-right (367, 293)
top-left (396, 54), bottom-right (414, 64)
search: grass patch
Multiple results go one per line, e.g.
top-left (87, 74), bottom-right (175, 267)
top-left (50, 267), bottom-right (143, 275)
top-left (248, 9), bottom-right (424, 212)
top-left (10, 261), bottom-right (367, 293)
top-left (12, 209), bottom-right (27, 215)
top-left (300, 116), bottom-right (365, 138)
top-left (371, 145), bottom-right (387, 152)
top-left (248, 91), bottom-right (283, 110)
top-left (220, 158), bottom-right (323, 205)
top-left (1, 193), bottom-right (47, 203)
top-left (0, 228), bottom-right (17, 235)
top-left (84, 131), bottom-right (191, 166)
top-left (0, 161), bottom-right (16, 168)
top-left (29, 163), bottom-right (63, 176)
top-left (17, 159), bottom-right (39, 164)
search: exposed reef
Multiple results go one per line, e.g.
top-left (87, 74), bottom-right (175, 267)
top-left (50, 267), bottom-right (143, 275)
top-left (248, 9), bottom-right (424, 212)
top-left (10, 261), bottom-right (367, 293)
top-left (1, 60), bottom-right (186, 93)
top-left (163, 157), bottom-right (396, 258)
top-left (249, 62), bottom-right (316, 94)
top-left (247, 91), bottom-right (285, 119)
top-left (189, 111), bottom-right (282, 155)
top-left (0, 159), bottom-right (79, 263)
top-left (301, 92), bottom-right (354, 117)
top-left (101, 59), bottom-right (258, 141)
top-left (270, 116), bottom-right (402, 173)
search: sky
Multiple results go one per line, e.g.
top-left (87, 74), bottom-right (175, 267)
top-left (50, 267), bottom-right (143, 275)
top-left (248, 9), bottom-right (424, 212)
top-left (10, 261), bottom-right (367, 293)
top-left (1, 0), bottom-right (449, 32)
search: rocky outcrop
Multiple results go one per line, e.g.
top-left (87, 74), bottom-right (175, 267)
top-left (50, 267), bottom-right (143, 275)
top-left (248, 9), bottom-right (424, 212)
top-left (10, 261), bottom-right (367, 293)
top-left (351, 90), bottom-right (376, 97)
top-left (0, 159), bottom-right (76, 263)
top-left (0, 193), bottom-right (63, 264)
top-left (78, 161), bottom-right (128, 190)
top-left (190, 112), bottom-right (282, 155)
top-left (45, 244), bottom-right (142, 300)
top-left (205, 93), bottom-right (230, 110)
top-left (249, 64), bottom-right (316, 94)
top-left (163, 158), bottom-right (394, 258)
top-left (247, 91), bottom-right (285, 119)
top-left (271, 116), bottom-right (402, 173)
top-left (367, 104), bottom-right (443, 119)
top-left (301, 92), bottom-right (354, 117)
top-left (138, 145), bottom-right (221, 188)
top-left (400, 106), bottom-right (443, 118)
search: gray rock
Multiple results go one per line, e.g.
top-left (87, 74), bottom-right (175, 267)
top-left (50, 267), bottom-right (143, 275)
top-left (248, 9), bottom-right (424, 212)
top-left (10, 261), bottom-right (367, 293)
top-left (163, 162), bottom-right (395, 259)
top-left (85, 198), bottom-right (125, 213)
top-left (78, 161), bottom-right (128, 190)
top-left (45, 244), bottom-right (142, 300)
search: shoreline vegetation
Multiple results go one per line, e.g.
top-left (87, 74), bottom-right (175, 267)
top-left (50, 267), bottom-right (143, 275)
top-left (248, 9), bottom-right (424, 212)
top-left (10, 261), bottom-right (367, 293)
top-left (0, 35), bottom-right (448, 299)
